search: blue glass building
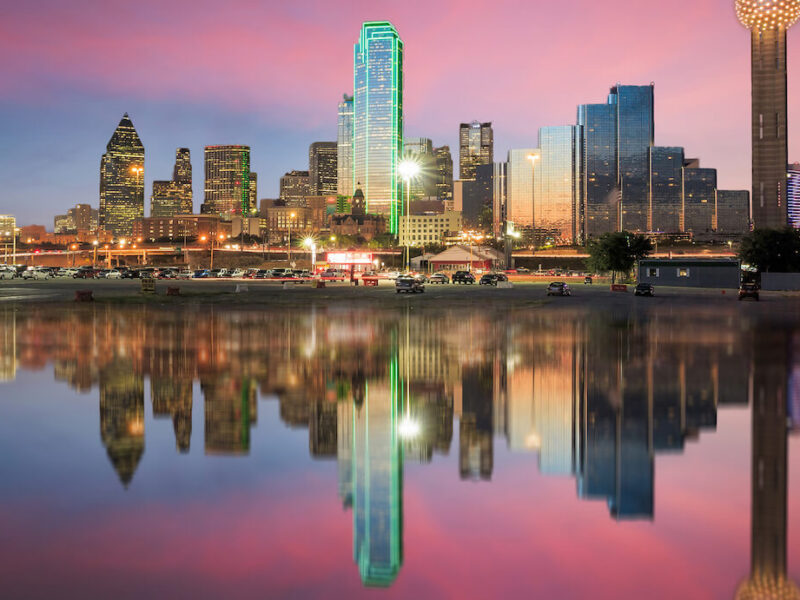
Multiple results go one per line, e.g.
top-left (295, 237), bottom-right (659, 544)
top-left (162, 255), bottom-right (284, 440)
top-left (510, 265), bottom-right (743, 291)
top-left (577, 103), bottom-right (617, 239)
top-left (353, 22), bottom-right (404, 233)
top-left (649, 146), bottom-right (684, 233)
top-left (682, 168), bottom-right (717, 234)
top-left (613, 85), bottom-right (655, 232)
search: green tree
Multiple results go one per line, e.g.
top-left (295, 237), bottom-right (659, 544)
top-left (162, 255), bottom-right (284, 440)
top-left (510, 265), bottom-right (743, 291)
top-left (739, 228), bottom-right (800, 272)
top-left (586, 231), bottom-right (653, 283)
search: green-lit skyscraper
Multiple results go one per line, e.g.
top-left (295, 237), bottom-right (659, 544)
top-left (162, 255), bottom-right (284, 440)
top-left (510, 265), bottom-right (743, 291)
top-left (99, 113), bottom-right (144, 237)
top-left (353, 22), bottom-right (404, 233)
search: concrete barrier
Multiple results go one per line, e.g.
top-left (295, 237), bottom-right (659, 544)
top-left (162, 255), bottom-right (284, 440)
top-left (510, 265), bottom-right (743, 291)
top-left (235, 284), bottom-right (249, 293)
top-left (496, 281), bottom-right (513, 289)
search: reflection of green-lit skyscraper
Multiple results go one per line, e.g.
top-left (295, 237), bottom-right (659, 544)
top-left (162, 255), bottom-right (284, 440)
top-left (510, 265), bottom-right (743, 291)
top-left (353, 22), bottom-right (404, 233)
top-left (352, 373), bottom-right (403, 587)
top-left (99, 362), bottom-right (145, 487)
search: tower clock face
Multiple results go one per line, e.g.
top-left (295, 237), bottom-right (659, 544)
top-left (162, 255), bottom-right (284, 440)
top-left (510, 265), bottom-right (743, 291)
top-left (735, 0), bottom-right (800, 29)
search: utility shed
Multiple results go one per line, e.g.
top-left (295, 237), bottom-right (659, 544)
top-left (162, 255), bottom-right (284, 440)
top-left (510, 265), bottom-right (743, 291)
top-left (637, 259), bottom-right (740, 289)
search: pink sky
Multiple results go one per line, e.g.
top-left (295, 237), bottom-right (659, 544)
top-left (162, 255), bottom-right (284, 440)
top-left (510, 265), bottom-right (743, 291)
top-left (1, 0), bottom-right (798, 222)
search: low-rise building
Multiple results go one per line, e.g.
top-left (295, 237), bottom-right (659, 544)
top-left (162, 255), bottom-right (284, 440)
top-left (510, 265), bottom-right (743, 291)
top-left (428, 245), bottom-right (505, 271)
top-left (637, 258), bottom-right (740, 289)
top-left (132, 214), bottom-right (228, 241)
top-left (398, 210), bottom-right (462, 247)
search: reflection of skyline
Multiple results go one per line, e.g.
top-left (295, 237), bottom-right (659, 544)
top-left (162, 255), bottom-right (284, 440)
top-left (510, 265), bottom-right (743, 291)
top-left (1, 305), bottom-right (798, 591)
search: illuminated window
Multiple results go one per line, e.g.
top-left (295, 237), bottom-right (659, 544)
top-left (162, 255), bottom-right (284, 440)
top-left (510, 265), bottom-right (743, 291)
top-left (648, 267), bottom-right (659, 277)
top-left (677, 268), bottom-right (690, 278)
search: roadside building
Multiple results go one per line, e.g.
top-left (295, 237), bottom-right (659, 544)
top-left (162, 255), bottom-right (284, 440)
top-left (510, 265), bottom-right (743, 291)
top-left (133, 214), bottom-right (228, 242)
top-left (637, 258), bottom-right (740, 289)
top-left (428, 245), bottom-right (505, 272)
top-left (398, 211), bottom-right (461, 247)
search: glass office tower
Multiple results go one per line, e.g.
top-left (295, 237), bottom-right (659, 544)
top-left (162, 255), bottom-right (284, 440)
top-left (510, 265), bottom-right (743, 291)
top-left (99, 113), bottom-right (145, 237)
top-left (788, 163), bottom-right (800, 228)
top-left (337, 95), bottom-right (354, 197)
top-left (202, 146), bottom-right (252, 217)
top-left (682, 168), bottom-right (717, 234)
top-left (492, 162), bottom-right (507, 237)
top-left (649, 146), bottom-right (684, 233)
top-left (536, 126), bottom-right (580, 244)
top-left (506, 149), bottom-right (539, 232)
top-left (459, 121), bottom-right (494, 180)
top-left (716, 190), bottom-right (751, 234)
top-left (403, 137), bottom-right (436, 198)
top-left (353, 22), bottom-right (404, 233)
top-left (612, 85), bottom-right (654, 232)
top-left (577, 103), bottom-right (617, 239)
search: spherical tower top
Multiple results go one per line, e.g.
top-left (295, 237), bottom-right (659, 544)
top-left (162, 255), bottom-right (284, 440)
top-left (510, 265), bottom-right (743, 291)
top-left (736, 0), bottom-right (800, 30)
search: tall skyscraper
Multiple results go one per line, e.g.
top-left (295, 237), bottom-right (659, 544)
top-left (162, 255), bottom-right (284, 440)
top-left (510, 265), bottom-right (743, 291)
top-left (788, 162), bottom-right (800, 228)
top-left (202, 145), bottom-right (252, 218)
top-left (459, 121), bottom-right (493, 180)
top-left (403, 137), bottom-right (436, 198)
top-left (492, 162), bottom-right (507, 237)
top-left (433, 146), bottom-right (453, 202)
top-left (309, 142), bottom-right (338, 196)
top-left (736, 0), bottom-right (800, 228)
top-left (280, 170), bottom-right (311, 206)
top-left (353, 22), bottom-right (404, 233)
top-left (682, 167), bottom-right (717, 234)
top-left (99, 113), bottom-right (144, 237)
top-left (151, 148), bottom-right (193, 218)
top-left (614, 85), bottom-right (655, 232)
top-left (577, 103), bottom-right (618, 238)
top-left (536, 126), bottom-right (581, 243)
top-left (649, 146), bottom-right (684, 233)
top-left (506, 149), bottom-right (539, 231)
top-left (716, 190), bottom-right (751, 234)
top-left (337, 95), bottom-right (354, 197)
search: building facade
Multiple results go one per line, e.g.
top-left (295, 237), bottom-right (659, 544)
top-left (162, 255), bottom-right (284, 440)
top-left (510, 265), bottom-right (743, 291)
top-left (536, 126), bottom-right (580, 243)
top-left (682, 167), bottom-right (717, 234)
top-left (506, 149), bottom-right (539, 232)
top-left (397, 210), bottom-right (462, 247)
top-left (403, 137), bottom-right (436, 198)
top-left (649, 146), bottom-right (684, 233)
top-left (492, 162), bottom-right (507, 237)
top-left (309, 142), bottom-right (338, 196)
top-left (337, 95), bottom-right (354, 197)
top-left (716, 190), bottom-right (751, 234)
top-left (353, 21), bottom-right (404, 233)
top-left (202, 145), bottom-right (253, 218)
top-left (280, 170), bottom-right (311, 206)
top-left (459, 121), bottom-right (493, 180)
top-left (132, 214), bottom-right (229, 242)
top-left (577, 102), bottom-right (617, 238)
top-left (434, 146), bottom-right (453, 202)
top-left (99, 113), bottom-right (144, 237)
top-left (789, 162), bottom-right (800, 228)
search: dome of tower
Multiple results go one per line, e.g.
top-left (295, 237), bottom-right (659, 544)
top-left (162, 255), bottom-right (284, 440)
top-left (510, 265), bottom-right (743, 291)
top-left (736, 0), bottom-right (800, 30)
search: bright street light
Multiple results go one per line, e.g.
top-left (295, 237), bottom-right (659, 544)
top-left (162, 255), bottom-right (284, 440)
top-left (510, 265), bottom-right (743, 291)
top-left (398, 158), bottom-right (421, 272)
top-left (398, 159), bottom-right (421, 181)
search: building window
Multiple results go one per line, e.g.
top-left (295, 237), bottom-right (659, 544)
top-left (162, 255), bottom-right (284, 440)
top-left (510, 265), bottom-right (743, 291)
top-left (677, 268), bottom-right (690, 278)
top-left (648, 267), bottom-right (659, 277)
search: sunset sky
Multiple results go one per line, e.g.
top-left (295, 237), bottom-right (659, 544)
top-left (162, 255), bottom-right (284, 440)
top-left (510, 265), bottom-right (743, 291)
top-left (2, 0), bottom-right (799, 226)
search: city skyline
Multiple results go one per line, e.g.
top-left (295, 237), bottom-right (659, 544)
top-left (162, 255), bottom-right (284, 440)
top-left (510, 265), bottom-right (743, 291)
top-left (3, 1), bottom-right (800, 226)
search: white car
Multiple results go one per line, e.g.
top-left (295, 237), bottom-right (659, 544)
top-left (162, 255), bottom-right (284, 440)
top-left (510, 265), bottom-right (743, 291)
top-left (230, 268), bottom-right (247, 278)
top-left (106, 270), bottom-right (122, 279)
top-left (32, 268), bottom-right (53, 280)
top-left (57, 268), bottom-right (78, 277)
top-left (0, 268), bottom-right (17, 280)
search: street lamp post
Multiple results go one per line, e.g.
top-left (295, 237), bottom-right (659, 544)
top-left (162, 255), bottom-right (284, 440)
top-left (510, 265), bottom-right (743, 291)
top-left (398, 159), bottom-right (421, 272)
top-left (303, 237), bottom-right (317, 271)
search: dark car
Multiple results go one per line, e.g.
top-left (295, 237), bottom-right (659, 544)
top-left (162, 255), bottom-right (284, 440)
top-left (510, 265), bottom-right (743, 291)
top-left (738, 282), bottom-right (759, 301)
top-left (584, 276), bottom-right (593, 285)
top-left (546, 281), bottom-right (571, 296)
top-left (452, 271), bottom-right (476, 284)
top-left (73, 267), bottom-right (97, 279)
top-left (193, 269), bottom-right (209, 278)
top-left (428, 273), bottom-right (450, 284)
top-left (479, 273), bottom-right (509, 286)
top-left (634, 283), bottom-right (655, 297)
top-left (395, 275), bottom-right (425, 294)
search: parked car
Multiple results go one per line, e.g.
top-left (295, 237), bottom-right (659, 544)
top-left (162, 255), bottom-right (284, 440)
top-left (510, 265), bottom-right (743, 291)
top-left (253, 269), bottom-right (270, 279)
top-left (106, 269), bottom-right (123, 280)
top-left (193, 269), bottom-right (209, 278)
top-left (546, 282), bottom-right (571, 296)
top-left (230, 268), bottom-right (247, 278)
top-left (516, 267), bottom-right (530, 274)
top-left (428, 272), bottom-right (450, 284)
top-left (0, 266), bottom-right (18, 279)
top-left (738, 282), bottom-right (760, 301)
top-left (395, 275), bottom-right (425, 294)
top-left (634, 283), bottom-right (655, 297)
top-left (73, 267), bottom-right (97, 279)
top-left (452, 271), bottom-right (476, 284)
top-left (29, 267), bottom-right (55, 280)
top-left (480, 273), bottom-right (509, 286)
top-left (584, 276), bottom-right (593, 285)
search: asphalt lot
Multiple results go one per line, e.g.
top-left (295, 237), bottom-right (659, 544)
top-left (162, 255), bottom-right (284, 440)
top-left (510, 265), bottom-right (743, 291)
top-left (0, 276), bottom-right (796, 314)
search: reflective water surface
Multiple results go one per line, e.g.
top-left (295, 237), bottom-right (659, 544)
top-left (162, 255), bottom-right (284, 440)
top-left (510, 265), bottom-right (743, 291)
top-left (0, 303), bottom-right (799, 599)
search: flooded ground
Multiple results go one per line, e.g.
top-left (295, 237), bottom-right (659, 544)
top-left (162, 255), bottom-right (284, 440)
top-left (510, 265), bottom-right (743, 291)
top-left (0, 302), bottom-right (798, 599)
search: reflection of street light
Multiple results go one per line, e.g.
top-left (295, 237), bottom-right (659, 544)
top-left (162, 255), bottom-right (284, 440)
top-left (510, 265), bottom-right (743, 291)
top-left (399, 417), bottom-right (421, 439)
top-left (398, 159), bottom-right (421, 271)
